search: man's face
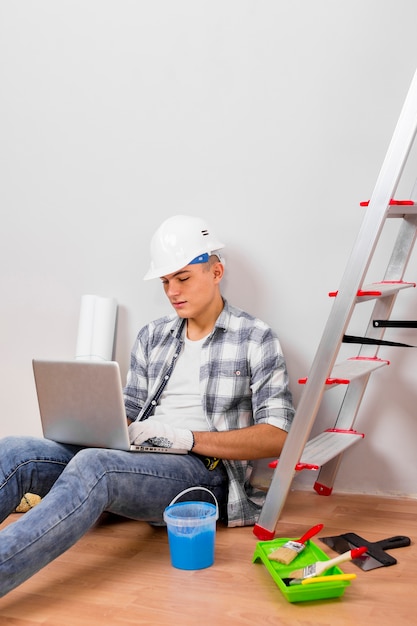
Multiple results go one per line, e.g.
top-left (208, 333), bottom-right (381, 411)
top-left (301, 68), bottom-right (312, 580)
top-left (160, 261), bottom-right (221, 319)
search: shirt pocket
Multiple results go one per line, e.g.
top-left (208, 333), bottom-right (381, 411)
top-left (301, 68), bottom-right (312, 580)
top-left (215, 366), bottom-right (251, 408)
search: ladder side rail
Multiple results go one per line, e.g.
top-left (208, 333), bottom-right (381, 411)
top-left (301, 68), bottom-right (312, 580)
top-left (382, 214), bottom-right (417, 281)
top-left (326, 295), bottom-right (394, 434)
top-left (332, 373), bottom-right (374, 429)
top-left (255, 197), bottom-right (400, 535)
top-left (346, 214), bottom-right (417, 354)
top-left (254, 271), bottom-right (396, 534)
top-left (360, 293), bottom-right (405, 352)
top-left (314, 455), bottom-right (345, 495)
top-left (364, 214), bottom-right (417, 339)
top-left (314, 374), bottom-right (372, 494)
top-left (329, 215), bottom-right (417, 427)
top-left (255, 70), bottom-right (417, 538)
top-left (315, 260), bottom-right (414, 491)
top-left (314, 214), bottom-right (417, 493)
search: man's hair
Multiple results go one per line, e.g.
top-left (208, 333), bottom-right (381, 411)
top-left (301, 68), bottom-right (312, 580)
top-left (203, 254), bottom-right (222, 271)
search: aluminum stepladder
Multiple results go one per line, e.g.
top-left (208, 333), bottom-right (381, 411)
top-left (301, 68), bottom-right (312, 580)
top-left (253, 68), bottom-right (417, 540)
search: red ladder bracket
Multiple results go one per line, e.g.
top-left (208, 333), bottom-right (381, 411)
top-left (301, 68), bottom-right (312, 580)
top-left (349, 355), bottom-right (390, 364)
top-left (360, 198), bottom-right (415, 206)
top-left (298, 377), bottom-right (350, 385)
top-left (329, 289), bottom-right (381, 297)
top-left (314, 482), bottom-right (334, 496)
top-left (253, 524), bottom-right (276, 540)
top-left (268, 459), bottom-right (319, 472)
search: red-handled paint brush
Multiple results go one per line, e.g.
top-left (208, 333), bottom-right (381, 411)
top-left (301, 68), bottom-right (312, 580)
top-left (267, 524), bottom-right (324, 565)
top-left (288, 546), bottom-right (368, 579)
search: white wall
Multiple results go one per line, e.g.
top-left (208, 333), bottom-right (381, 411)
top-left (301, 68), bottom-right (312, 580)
top-left (2, 1), bottom-right (417, 498)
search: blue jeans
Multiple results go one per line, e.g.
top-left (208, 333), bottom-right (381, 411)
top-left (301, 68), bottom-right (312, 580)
top-left (0, 436), bottom-right (228, 597)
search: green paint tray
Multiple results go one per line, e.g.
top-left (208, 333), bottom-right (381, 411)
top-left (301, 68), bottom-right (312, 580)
top-left (253, 537), bottom-right (352, 603)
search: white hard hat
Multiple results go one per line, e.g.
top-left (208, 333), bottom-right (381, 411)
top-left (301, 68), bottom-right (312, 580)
top-left (144, 215), bottom-right (225, 280)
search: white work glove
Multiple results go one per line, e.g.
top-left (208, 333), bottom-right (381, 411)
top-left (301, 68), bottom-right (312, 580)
top-left (128, 419), bottom-right (194, 451)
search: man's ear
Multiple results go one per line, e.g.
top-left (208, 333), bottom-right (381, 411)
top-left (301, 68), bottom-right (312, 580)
top-left (212, 261), bottom-right (224, 282)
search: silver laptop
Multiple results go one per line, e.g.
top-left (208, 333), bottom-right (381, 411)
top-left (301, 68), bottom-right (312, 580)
top-left (32, 359), bottom-right (188, 454)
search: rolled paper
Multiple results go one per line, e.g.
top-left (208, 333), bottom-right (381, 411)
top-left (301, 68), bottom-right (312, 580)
top-left (75, 294), bottom-right (118, 361)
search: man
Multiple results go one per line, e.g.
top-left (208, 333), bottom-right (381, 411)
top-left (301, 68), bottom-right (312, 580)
top-left (0, 215), bottom-right (294, 597)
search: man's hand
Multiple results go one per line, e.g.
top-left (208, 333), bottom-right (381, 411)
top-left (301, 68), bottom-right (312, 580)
top-left (128, 419), bottom-right (194, 451)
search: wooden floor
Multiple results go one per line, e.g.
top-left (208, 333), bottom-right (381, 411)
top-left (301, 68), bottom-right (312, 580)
top-left (0, 489), bottom-right (416, 625)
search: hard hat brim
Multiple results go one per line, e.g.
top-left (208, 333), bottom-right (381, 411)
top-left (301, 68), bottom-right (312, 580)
top-left (143, 246), bottom-right (225, 280)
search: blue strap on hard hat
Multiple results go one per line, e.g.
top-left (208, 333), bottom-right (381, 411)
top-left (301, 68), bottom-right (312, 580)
top-left (189, 253), bottom-right (209, 265)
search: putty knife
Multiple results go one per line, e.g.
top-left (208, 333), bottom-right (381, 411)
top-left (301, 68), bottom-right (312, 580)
top-left (319, 533), bottom-right (410, 570)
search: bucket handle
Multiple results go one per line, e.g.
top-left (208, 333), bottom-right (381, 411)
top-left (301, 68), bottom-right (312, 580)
top-left (169, 486), bottom-right (219, 520)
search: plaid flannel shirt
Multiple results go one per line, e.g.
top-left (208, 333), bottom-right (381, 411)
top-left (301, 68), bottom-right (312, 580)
top-left (123, 299), bottom-right (294, 527)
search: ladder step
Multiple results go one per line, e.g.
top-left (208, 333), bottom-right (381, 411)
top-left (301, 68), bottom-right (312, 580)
top-left (357, 281), bottom-right (416, 301)
top-left (250, 429), bottom-right (365, 492)
top-left (299, 429), bottom-right (365, 467)
top-left (388, 204), bottom-right (417, 216)
top-left (328, 356), bottom-right (390, 382)
top-left (329, 280), bottom-right (416, 300)
top-left (299, 356), bottom-right (390, 386)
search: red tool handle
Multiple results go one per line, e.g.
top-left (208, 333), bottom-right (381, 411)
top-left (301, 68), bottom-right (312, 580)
top-left (351, 546), bottom-right (368, 558)
top-left (298, 523), bottom-right (324, 544)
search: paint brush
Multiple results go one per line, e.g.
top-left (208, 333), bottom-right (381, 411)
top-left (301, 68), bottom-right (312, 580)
top-left (288, 546), bottom-right (368, 579)
top-left (285, 573), bottom-right (357, 586)
top-left (268, 523), bottom-right (324, 565)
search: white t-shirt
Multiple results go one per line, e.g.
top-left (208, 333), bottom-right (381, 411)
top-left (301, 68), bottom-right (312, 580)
top-left (152, 334), bottom-right (210, 431)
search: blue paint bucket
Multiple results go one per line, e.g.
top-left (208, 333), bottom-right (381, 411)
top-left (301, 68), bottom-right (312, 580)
top-left (163, 487), bottom-right (219, 570)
